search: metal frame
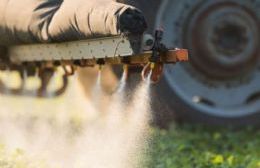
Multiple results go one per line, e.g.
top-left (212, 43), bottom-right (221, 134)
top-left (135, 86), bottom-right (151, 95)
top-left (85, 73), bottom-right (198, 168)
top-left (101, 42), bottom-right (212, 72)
top-left (8, 36), bottom-right (134, 63)
top-left (1, 34), bottom-right (188, 98)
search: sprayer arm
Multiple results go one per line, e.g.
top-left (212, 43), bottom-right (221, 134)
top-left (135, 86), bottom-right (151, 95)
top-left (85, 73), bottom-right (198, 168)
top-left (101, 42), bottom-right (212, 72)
top-left (0, 33), bottom-right (188, 97)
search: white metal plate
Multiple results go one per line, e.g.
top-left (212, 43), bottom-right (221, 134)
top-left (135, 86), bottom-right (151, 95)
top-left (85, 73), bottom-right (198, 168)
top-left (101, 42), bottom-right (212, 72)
top-left (8, 36), bottom-right (134, 63)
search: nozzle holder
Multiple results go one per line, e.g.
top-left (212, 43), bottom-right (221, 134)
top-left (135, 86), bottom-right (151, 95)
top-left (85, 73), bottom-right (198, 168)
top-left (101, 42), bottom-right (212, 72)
top-left (149, 29), bottom-right (166, 63)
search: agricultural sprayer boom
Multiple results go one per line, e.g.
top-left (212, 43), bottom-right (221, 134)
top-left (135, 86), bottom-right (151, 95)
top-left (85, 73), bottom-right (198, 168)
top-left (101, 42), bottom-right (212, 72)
top-left (0, 30), bottom-right (188, 97)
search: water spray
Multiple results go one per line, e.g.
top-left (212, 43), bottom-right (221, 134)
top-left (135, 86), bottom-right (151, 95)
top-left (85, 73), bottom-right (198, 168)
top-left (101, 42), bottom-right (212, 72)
top-left (115, 64), bottom-right (128, 94)
top-left (19, 68), bottom-right (28, 95)
top-left (123, 64), bottom-right (128, 79)
top-left (91, 65), bottom-right (105, 112)
top-left (97, 66), bottom-right (102, 85)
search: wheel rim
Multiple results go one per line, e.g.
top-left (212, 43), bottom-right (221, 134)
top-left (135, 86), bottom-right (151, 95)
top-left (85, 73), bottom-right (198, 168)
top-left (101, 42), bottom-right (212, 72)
top-left (155, 0), bottom-right (260, 118)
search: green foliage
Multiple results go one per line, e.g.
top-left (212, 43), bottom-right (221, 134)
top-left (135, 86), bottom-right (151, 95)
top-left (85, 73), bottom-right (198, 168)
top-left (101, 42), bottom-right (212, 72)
top-left (148, 124), bottom-right (260, 168)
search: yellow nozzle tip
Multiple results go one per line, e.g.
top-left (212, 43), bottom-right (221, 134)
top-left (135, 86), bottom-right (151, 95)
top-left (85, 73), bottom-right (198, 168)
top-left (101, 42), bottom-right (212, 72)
top-left (150, 62), bottom-right (155, 69)
top-left (123, 64), bottom-right (128, 71)
top-left (99, 65), bottom-right (103, 70)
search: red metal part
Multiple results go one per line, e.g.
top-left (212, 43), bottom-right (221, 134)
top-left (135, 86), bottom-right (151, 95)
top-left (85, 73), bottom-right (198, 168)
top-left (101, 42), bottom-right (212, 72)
top-left (141, 48), bottom-right (188, 83)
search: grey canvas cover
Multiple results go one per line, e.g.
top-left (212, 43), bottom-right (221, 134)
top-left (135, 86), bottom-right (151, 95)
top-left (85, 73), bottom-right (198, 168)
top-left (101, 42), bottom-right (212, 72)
top-left (0, 0), bottom-right (146, 47)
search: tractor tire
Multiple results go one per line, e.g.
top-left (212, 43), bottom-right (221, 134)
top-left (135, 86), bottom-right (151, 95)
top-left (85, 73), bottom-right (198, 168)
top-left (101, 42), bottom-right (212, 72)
top-left (134, 0), bottom-right (260, 128)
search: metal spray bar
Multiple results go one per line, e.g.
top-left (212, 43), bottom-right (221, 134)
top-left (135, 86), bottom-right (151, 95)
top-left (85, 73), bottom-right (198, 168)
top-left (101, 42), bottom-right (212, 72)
top-left (0, 32), bottom-right (189, 98)
top-left (7, 34), bottom-right (188, 66)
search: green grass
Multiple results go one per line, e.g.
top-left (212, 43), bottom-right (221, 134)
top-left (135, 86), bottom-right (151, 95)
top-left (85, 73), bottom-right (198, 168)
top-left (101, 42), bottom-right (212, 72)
top-left (148, 124), bottom-right (260, 168)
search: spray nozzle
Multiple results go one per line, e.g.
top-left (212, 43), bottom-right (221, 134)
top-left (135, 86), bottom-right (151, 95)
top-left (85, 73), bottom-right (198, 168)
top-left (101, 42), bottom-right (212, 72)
top-left (97, 59), bottom-right (105, 71)
top-left (150, 62), bottom-right (155, 70)
top-left (123, 64), bottom-right (128, 72)
top-left (98, 64), bottom-right (103, 71)
top-left (149, 29), bottom-right (165, 64)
